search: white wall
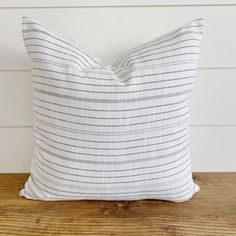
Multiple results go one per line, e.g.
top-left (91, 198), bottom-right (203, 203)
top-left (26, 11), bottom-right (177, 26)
top-left (0, 0), bottom-right (236, 172)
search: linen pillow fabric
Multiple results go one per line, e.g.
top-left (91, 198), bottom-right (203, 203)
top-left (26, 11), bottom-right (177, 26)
top-left (20, 17), bottom-right (203, 202)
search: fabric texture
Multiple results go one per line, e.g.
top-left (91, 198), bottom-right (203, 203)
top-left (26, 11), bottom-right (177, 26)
top-left (20, 17), bottom-right (203, 202)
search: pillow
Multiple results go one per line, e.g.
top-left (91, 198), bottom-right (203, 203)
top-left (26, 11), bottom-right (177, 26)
top-left (20, 17), bottom-right (203, 202)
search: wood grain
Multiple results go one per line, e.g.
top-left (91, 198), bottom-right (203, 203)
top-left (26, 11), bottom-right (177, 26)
top-left (0, 173), bottom-right (235, 235)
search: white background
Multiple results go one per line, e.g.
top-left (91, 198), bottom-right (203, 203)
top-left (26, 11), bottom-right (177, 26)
top-left (0, 0), bottom-right (236, 172)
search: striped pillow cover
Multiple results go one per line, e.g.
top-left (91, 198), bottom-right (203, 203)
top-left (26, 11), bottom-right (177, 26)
top-left (20, 17), bottom-right (203, 202)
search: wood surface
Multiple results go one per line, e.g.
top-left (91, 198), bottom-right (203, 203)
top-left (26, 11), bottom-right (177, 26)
top-left (0, 173), bottom-right (235, 235)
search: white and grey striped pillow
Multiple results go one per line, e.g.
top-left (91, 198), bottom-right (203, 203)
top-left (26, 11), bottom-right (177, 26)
top-left (20, 17), bottom-right (203, 202)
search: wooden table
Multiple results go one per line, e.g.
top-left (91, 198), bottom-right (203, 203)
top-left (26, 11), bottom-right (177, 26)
top-left (0, 173), bottom-right (235, 235)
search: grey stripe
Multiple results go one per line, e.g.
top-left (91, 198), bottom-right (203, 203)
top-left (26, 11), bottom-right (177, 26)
top-left (24, 36), bottom-right (199, 68)
top-left (114, 58), bottom-right (196, 72)
top-left (37, 142), bottom-right (189, 164)
top-left (28, 51), bottom-right (84, 68)
top-left (118, 36), bottom-right (202, 69)
top-left (128, 20), bottom-right (202, 51)
top-left (26, 41), bottom-right (199, 61)
top-left (114, 60), bottom-right (196, 79)
top-left (26, 44), bottom-right (90, 69)
top-left (34, 128), bottom-right (188, 151)
top-left (34, 95), bottom-right (189, 112)
top-left (119, 39), bottom-right (201, 68)
top-left (37, 149), bottom-right (189, 173)
top-left (33, 66), bottom-right (197, 81)
top-left (32, 65), bottom-right (197, 83)
top-left (34, 103), bottom-right (187, 120)
top-left (27, 188), bottom-right (193, 200)
top-left (33, 80), bottom-right (194, 94)
top-left (34, 160), bottom-right (190, 194)
top-left (35, 117), bottom-right (189, 136)
top-left (29, 159), bottom-right (192, 192)
top-left (120, 45), bottom-right (200, 68)
top-left (22, 20), bottom-right (201, 68)
top-left (34, 109), bottom-right (190, 127)
top-left (37, 135), bottom-right (189, 157)
top-left (34, 124), bottom-right (188, 144)
top-left (24, 188), bottom-right (37, 200)
top-left (114, 31), bottom-right (202, 68)
top-left (26, 43), bottom-right (199, 70)
top-left (28, 164), bottom-right (193, 193)
top-left (33, 57), bottom-right (197, 77)
top-left (32, 58), bottom-right (84, 71)
top-left (35, 151), bottom-right (190, 179)
top-left (32, 160), bottom-right (193, 193)
top-left (22, 23), bottom-right (100, 66)
top-left (113, 19), bottom-right (202, 62)
top-left (32, 72), bottom-right (196, 87)
top-left (35, 88), bottom-right (192, 103)
top-left (123, 53), bottom-right (199, 70)
top-left (24, 37), bottom-right (94, 67)
top-left (183, 23), bottom-right (203, 29)
top-left (30, 174), bottom-right (194, 198)
top-left (33, 159), bottom-right (191, 185)
top-left (24, 191), bottom-right (37, 200)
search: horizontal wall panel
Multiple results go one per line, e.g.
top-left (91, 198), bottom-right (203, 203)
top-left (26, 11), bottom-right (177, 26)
top-left (1, 0), bottom-right (236, 8)
top-left (0, 7), bottom-right (235, 69)
top-left (0, 128), bottom-right (34, 173)
top-left (0, 69), bottom-right (235, 126)
top-left (0, 126), bottom-right (235, 172)
top-left (190, 127), bottom-right (236, 172)
top-left (0, 72), bottom-right (33, 126)
top-left (190, 69), bottom-right (236, 125)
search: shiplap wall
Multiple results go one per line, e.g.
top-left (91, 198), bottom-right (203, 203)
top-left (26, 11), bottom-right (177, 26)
top-left (1, 0), bottom-right (236, 172)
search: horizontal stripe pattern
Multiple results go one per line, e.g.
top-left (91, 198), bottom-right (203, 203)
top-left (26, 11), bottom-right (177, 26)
top-left (20, 17), bottom-right (203, 202)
